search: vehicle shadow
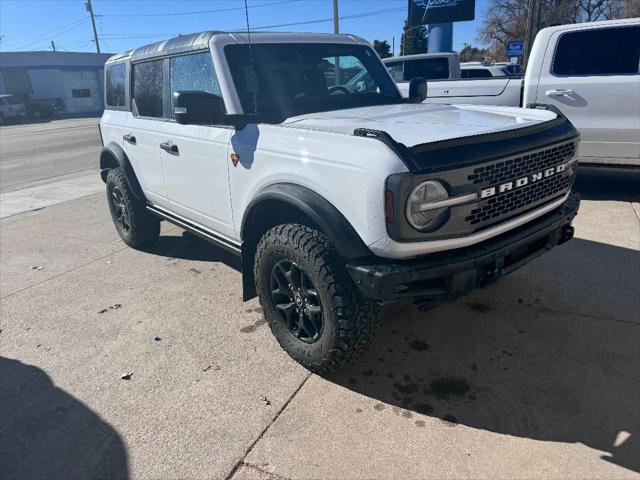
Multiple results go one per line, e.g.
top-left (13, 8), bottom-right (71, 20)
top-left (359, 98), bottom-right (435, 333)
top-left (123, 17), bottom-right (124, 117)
top-left (145, 230), bottom-right (241, 272)
top-left (575, 169), bottom-right (640, 202)
top-left (328, 237), bottom-right (640, 475)
top-left (0, 357), bottom-right (129, 479)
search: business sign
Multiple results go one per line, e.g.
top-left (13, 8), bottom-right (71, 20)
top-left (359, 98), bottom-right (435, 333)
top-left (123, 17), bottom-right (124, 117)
top-left (506, 40), bottom-right (525, 57)
top-left (408, 0), bottom-right (475, 25)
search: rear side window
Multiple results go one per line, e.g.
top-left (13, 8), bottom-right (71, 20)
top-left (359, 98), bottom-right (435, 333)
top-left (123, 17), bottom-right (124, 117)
top-left (169, 52), bottom-right (221, 118)
top-left (132, 60), bottom-right (164, 117)
top-left (105, 63), bottom-right (126, 107)
top-left (552, 26), bottom-right (640, 76)
top-left (461, 68), bottom-right (492, 78)
top-left (386, 58), bottom-right (450, 81)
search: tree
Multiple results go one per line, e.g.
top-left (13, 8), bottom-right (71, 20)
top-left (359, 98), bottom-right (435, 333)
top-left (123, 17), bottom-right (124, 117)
top-left (459, 44), bottom-right (491, 62)
top-left (479, 0), bottom-right (639, 61)
top-left (400, 20), bottom-right (427, 56)
top-left (373, 40), bottom-right (392, 58)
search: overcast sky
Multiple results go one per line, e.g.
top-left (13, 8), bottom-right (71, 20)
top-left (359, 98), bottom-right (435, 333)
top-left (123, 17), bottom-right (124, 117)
top-left (0, 0), bottom-right (490, 55)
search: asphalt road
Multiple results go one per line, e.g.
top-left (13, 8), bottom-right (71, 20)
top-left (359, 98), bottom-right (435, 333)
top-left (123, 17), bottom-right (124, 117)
top-left (1, 121), bottom-right (639, 479)
top-left (0, 117), bottom-right (101, 193)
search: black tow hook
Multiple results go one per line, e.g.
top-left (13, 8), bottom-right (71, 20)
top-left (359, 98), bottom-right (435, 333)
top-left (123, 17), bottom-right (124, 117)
top-left (559, 225), bottom-right (575, 245)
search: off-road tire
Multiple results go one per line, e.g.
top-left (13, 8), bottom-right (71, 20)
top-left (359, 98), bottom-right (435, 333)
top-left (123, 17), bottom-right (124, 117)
top-left (106, 167), bottom-right (160, 248)
top-left (255, 224), bottom-right (382, 374)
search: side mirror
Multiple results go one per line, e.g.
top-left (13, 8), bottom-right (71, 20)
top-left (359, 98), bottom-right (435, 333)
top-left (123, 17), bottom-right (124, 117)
top-left (173, 90), bottom-right (225, 125)
top-left (408, 77), bottom-right (427, 103)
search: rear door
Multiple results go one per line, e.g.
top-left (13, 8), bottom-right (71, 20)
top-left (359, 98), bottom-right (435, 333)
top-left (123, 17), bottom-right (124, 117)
top-left (160, 51), bottom-right (235, 238)
top-left (536, 25), bottom-right (640, 164)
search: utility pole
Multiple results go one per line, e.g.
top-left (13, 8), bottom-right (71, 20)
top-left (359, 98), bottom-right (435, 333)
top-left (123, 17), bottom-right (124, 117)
top-left (332, 0), bottom-right (341, 84)
top-left (85, 0), bottom-right (101, 53)
top-left (392, 36), bottom-right (395, 56)
top-left (51, 41), bottom-right (56, 52)
top-left (523, 0), bottom-right (538, 68)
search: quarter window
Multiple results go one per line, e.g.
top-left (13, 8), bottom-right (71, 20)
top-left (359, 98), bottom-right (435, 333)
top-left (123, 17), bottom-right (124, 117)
top-left (133, 59), bottom-right (164, 118)
top-left (552, 26), bottom-right (640, 76)
top-left (169, 52), bottom-right (221, 118)
top-left (106, 63), bottom-right (126, 107)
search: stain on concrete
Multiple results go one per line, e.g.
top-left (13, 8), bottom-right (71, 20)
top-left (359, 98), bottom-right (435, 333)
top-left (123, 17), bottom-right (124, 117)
top-left (467, 301), bottom-right (493, 314)
top-left (441, 414), bottom-right (459, 426)
top-left (373, 403), bottom-right (385, 411)
top-left (415, 420), bottom-right (426, 427)
top-left (428, 377), bottom-right (471, 399)
top-left (239, 318), bottom-right (267, 333)
top-left (409, 339), bottom-right (429, 352)
top-left (189, 268), bottom-right (202, 275)
top-left (393, 382), bottom-right (418, 395)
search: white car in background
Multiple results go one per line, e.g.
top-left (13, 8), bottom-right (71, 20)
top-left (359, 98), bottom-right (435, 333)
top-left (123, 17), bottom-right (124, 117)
top-left (0, 94), bottom-right (27, 124)
top-left (388, 18), bottom-right (640, 168)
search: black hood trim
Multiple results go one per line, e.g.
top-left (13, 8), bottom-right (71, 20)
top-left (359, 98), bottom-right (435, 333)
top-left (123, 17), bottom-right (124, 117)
top-left (354, 104), bottom-right (580, 174)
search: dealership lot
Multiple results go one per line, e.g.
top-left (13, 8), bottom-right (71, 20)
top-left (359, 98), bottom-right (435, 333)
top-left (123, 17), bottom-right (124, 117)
top-left (1, 120), bottom-right (639, 479)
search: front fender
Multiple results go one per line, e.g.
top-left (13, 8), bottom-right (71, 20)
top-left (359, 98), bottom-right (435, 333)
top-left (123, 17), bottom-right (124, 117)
top-left (99, 142), bottom-right (144, 200)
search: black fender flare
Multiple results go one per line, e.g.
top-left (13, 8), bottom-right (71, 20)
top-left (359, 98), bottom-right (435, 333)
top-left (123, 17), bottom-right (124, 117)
top-left (99, 142), bottom-right (144, 200)
top-left (241, 183), bottom-right (372, 259)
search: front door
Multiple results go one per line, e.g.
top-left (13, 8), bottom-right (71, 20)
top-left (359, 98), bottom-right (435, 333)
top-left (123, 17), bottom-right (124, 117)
top-left (536, 25), bottom-right (640, 164)
top-left (160, 52), bottom-right (235, 238)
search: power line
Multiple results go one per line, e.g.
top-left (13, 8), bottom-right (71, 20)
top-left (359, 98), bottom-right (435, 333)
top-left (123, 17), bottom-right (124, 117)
top-left (97, 0), bottom-right (302, 18)
top-left (99, 6), bottom-right (407, 41)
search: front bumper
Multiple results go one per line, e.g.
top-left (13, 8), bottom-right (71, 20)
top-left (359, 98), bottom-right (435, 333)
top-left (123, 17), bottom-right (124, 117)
top-left (347, 193), bottom-right (580, 305)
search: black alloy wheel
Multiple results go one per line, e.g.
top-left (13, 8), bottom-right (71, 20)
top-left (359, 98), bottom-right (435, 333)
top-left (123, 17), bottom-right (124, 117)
top-left (271, 259), bottom-right (323, 343)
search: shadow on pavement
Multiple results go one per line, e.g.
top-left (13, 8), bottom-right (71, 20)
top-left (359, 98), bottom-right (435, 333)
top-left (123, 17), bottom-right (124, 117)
top-left (145, 230), bottom-right (241, 272)
top-left (330, 237), bottom-right (640, 475)
top-left (575, 169), bottom-right (640, 202)
top-left (0, 357), bottom-right (129, 480)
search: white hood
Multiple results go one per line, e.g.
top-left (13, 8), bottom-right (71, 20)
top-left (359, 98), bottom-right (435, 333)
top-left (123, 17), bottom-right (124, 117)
top-left (282, 103), bottom-right (557, 148)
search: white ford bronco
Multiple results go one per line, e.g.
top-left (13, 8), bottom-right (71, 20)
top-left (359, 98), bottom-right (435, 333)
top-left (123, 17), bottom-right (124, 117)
top-left (99, 32), bottom-right (580, 373)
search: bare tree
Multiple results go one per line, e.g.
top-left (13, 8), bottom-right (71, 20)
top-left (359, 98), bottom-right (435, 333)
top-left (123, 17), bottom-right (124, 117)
top-left (479, 0), bottom-right (638, 60)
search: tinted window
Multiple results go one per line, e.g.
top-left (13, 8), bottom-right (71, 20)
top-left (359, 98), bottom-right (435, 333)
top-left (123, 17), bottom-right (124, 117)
top-left (461, 68), bottom-right (492, 78)
top-left (170, 52), bottom-right (221, 118)
top-left (133, 60), bottom-right (164, 117)
top-left (553, 26), bottom-right (640, 76)
top-left (225, 43), bottom-right (399, 118)
top-left (106, 63), bottom-right (126, 107)
top-left (387, 58), bottom-right (450, 81)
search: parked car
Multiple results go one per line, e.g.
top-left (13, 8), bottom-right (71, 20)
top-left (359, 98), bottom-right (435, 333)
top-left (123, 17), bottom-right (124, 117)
top-left (24, 96), bottom-right (64, 119)
top-left (391, 18), bottom-right (640, 168)
top-left (0, 94), bottom-right (27, 124)
top-left (100, 32), bottom-right (580, 373)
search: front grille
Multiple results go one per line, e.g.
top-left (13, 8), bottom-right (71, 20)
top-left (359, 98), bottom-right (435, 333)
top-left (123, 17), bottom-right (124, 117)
top-left (464, 139), bottom-right (578, 228)
top-left (468, 141), bottom-right (576, 185)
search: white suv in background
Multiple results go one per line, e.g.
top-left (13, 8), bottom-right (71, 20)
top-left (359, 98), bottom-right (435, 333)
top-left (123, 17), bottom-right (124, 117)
top-left (99, 32), bottom-right (580, 373)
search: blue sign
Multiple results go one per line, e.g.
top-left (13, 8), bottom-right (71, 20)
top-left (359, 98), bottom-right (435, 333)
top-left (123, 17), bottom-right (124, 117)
top-left (409, 0), bottom-right (475, 24)
top-left (506, 40), bottom-right (525, 57)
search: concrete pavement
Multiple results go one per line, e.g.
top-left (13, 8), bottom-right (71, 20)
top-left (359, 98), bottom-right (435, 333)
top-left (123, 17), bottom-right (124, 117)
top-left (0, 119), bottom-right (639, 479)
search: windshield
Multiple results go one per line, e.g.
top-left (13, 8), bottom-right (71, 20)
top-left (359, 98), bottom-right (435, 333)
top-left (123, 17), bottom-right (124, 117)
top-left (225, 43), bottom-right (401, 118)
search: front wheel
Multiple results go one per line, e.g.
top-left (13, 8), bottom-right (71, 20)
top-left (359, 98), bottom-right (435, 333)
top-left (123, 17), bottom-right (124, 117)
top-left (254, 224), bottom-right (381, 374)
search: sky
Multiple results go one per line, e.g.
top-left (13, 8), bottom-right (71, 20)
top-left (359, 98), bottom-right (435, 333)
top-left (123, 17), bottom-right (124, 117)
top-left (0, 0), bottom-right (490, 55)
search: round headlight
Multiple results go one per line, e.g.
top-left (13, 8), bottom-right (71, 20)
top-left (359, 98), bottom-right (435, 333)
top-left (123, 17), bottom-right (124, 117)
top-left (406, 180), bottom-right (449, 231)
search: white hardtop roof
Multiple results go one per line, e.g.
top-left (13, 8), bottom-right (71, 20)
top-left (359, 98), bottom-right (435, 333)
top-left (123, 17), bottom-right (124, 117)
top-left (106, 31), bottom-right (369, 65)
top-left (536, 17), bottom-right (639, 37)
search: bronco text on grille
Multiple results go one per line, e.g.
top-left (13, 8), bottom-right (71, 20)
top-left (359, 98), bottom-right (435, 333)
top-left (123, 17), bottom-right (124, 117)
top-left (465, 139), bottom-right (578, 228)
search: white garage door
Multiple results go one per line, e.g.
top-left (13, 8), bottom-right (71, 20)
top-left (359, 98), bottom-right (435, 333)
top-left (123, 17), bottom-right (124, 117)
top-left (61, 70), bottom-right (102, 113)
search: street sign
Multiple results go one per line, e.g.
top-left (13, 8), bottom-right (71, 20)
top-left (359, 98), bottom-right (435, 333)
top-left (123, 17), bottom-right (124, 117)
top-left (408, 0), bottom-right (475, 25)
top-left (506, 40), bottom-right (525, 57)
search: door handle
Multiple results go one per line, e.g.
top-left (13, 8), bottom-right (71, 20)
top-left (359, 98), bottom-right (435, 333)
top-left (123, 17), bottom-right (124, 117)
top-left (123, 133), bottom-right (136, 144)
top-left (160, 141), bottom-right (179, 154)
top-left (546, 89), bottom-right (574, 97)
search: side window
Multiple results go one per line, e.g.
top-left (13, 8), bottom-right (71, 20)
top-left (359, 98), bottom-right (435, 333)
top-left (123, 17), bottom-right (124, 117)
top-left (106, 63), bottom-right (126, 108)
top-left (462, 69), bottom-right (492, 78)
top-left (132, 59), bottom-right (164, 118)
top-left (405, 58), bottom-right (450, 80)
top-left (170, 52), bottom-right (221, 118)
top-left (552, 26), bottom-right (640, 76)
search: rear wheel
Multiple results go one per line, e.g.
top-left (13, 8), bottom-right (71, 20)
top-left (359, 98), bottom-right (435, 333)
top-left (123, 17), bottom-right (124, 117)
top-left (106, 167), bottom-right (160, 248)
top-left (255, 224), bottom-right (381, 374)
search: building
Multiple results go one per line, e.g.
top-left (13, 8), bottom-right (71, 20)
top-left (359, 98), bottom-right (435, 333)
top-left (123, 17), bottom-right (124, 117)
top-left (0, 51), bottom-right (112, 114)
